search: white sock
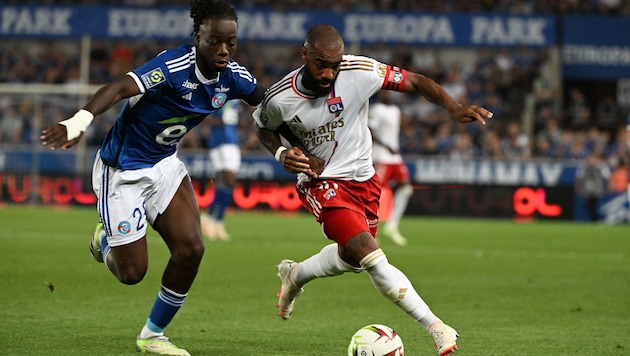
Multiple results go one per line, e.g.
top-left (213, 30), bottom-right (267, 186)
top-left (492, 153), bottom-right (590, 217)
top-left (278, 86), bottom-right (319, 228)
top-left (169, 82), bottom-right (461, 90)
top-left (361, 249), bottom-right (440, 329)
top-left (139, 324), bottom-right (162, 339)
top-left (293, 243), bottom-right (356, 286)
top-left (386, 184), bottom-right (412, 231)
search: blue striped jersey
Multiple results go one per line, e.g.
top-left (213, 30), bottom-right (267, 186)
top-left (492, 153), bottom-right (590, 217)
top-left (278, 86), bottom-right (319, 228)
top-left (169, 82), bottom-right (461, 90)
top-left (99, 44), bottom-right (257, 170)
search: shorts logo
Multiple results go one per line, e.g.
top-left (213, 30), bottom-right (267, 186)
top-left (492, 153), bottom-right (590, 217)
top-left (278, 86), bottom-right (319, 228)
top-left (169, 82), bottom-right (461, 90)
top-left (212, 93), bottom-right (228, 108)
top-left (324, 188), bottom-right (336, 200)
top-left (141, 68), bottom-right (166, 89)
top-left (118, 221), bottom-right (132, 235)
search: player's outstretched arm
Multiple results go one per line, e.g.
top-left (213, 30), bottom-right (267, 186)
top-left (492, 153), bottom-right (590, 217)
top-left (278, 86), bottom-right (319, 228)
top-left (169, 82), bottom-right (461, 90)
top-left (401, 71), bottom-right (493, 125)
top-left (40, 76), bottom-right (141, 150)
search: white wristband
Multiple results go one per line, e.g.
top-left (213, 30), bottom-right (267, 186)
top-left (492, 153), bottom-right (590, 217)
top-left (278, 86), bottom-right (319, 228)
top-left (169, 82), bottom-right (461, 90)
top-left (59, 109), bottom-right (94, 140)
top-left (274, 146), bottom-right (288, 162)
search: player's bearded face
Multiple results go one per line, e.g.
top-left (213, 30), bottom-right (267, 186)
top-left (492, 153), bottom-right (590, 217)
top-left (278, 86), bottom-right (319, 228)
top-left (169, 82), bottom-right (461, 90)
top-left (302, 66), bottom-right (337, 97)
top-left (302, 48), bottom-right (342, 97)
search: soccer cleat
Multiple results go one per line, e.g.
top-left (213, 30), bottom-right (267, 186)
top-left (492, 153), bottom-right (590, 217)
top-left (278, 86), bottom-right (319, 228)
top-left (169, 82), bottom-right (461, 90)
top-left (430, 321), bottom-right (459, 356)
top-left (136, 334), bottom-right (190, 356)
top-left (276, 259), bottom-right (304, 320)
top-left (200, 214), bottom-right (217, 240)
top-left (382, 227), bottom-right (408, 246)
top-left (214, 222), bottom-right (231, 241)
top-left (89, 222), bottom-right (104, 263)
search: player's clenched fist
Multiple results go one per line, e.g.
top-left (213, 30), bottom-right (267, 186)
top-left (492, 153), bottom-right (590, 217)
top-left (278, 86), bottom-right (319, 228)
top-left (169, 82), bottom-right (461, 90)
top-left (280, 147), bottom-right (324, 178)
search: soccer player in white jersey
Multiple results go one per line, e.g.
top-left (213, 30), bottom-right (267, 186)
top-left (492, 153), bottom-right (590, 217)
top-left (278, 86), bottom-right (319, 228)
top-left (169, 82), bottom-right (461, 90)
top-left (40, 1), bottom-right (265, 355)
top-left (253, 24), bottom-right (493, 356)
top-left (368, 90), bottom-right (412, 246)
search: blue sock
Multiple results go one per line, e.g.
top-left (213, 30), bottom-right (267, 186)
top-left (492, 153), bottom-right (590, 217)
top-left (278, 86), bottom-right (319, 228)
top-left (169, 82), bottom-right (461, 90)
top-left (101, 235), bottom-right (110, 261)
top-left (146, 285), bottom-right (187, 333)
top-left (214, 185), bottom-right (233, 221)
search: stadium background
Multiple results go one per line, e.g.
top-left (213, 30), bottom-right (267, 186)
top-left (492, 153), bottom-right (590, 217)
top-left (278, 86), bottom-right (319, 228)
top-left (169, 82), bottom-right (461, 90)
top-left (1, 0), bottom-right (629, 222)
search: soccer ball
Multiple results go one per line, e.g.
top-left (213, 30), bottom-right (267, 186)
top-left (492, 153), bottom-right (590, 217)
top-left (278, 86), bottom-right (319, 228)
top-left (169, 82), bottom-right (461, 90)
top-left (347, 324), bottom-right (404, 356)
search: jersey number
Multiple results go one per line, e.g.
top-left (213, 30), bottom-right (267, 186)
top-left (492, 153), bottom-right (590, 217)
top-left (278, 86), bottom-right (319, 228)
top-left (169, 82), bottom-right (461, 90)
top-left (156, 124), bottom-right (187, 146)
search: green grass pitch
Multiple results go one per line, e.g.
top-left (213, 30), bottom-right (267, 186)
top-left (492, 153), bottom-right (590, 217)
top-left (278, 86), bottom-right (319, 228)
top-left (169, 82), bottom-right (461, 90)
top-left (1, 206), bottom-right (628, 355)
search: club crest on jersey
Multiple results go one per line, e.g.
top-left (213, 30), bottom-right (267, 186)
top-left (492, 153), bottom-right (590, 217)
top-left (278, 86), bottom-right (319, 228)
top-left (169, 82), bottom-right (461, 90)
top-left (212, 92), bottom-right (228, 108)
top-left (118, 221), bottom-right (132, 235)
top-left (141, 67), bottom-right (165, 89)
top-left (327, 97), bottom-right (344, 114)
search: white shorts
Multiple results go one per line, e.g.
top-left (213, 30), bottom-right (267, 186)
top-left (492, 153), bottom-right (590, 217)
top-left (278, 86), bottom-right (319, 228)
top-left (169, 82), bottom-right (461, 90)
top-left (209, 144), bottom-right (240, 173)
top-left (92, 151), bottom-right (188, 247)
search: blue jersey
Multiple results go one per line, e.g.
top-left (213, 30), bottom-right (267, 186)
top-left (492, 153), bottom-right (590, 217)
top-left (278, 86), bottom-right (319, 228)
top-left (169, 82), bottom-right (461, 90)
top-left (207, 100), bottom-right (240, 149)
top-left (99, 44), bottom-right (257, 169)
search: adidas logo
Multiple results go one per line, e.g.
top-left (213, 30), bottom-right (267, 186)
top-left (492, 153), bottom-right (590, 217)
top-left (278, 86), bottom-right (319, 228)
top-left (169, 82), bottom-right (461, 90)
top-left (182, 92), bottom-right (192, 101)
top-left (290, 115), bottom-right (302, 124)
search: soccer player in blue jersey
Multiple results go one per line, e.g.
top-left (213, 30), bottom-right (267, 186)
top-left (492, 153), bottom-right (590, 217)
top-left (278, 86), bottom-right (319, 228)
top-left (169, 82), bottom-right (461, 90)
top-left (201, 99), bottom-right (241, 241)
top-left (40, 1), bottom-right (265, 354)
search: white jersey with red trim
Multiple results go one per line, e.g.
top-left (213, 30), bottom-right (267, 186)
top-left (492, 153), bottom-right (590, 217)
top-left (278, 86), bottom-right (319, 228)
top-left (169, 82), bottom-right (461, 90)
top-left (253, 54), bottom-right (406, 182)
top-left (369, 102), bottom-right (403, 164)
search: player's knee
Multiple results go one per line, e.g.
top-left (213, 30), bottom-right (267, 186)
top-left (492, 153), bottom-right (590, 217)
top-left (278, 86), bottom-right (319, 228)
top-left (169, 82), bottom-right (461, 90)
top-left (115, 265), bottom-right (147, 285)
top-left (171, 239), bottom-right (205, 267)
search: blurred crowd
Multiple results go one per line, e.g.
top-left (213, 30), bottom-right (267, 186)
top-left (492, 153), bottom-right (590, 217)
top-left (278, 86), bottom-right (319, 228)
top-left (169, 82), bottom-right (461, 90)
top-left (5, 0), bottom-right (626, 16)
top-left (1, 0), bottom-right (629, 177)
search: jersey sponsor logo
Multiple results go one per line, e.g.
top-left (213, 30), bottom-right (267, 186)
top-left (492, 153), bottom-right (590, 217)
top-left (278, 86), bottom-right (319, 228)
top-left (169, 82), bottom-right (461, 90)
top-left (141, 67), bottom-right (166, 89)
top-left (157, 113), bottom-right (203, 124)
top-left (216, 85), bottom-right (231, 93)
top-left (118, 221), bottom-right (132, 235)
top-left (182, 80), bottom-right (198, 89)
top-left (212, 93), bottom-right (228, 108)
top-left (327, 97), bottom-right (344, 115)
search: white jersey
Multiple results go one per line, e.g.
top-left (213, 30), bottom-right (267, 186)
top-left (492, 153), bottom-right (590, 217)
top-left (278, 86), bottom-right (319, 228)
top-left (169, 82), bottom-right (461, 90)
top-left (254, 55), bottom-right (407, 182)
top-left (369, 102), bottom-right (403, 164)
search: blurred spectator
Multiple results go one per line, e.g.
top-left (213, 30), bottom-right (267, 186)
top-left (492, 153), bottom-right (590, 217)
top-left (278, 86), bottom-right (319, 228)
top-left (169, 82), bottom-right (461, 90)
top-left (575, 151), bottom-right (611, 221)
top-left (561, 130), bottom-right (590, 160)
top-left (536, 117), bottom-right (564, 154)
top-left (0, 104), bottom-right (24, 144)
top-left (533, 135), bottom-right (555, 158)
top-left (501, 121), bottom-right (531, 159)
top-left (596, 94), bottom-right (621, 135)
top-left (449, 131), bottom-right (479, 160)
top-left (481, 129), bottom-right (504, 158)
top-left (565, 87), bottom-right (588, 127)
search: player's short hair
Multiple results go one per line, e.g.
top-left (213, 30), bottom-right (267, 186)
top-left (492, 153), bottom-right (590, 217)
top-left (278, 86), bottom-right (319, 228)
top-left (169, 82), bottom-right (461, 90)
top-left (190, 0), bottom-right (238, 36)
top-left (303, 24), bottom-right (344, 54)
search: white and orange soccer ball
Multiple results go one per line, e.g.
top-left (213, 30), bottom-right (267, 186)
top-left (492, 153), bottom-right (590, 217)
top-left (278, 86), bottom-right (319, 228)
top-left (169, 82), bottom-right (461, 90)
top-left (347, 324), bottom-right (404, 356)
